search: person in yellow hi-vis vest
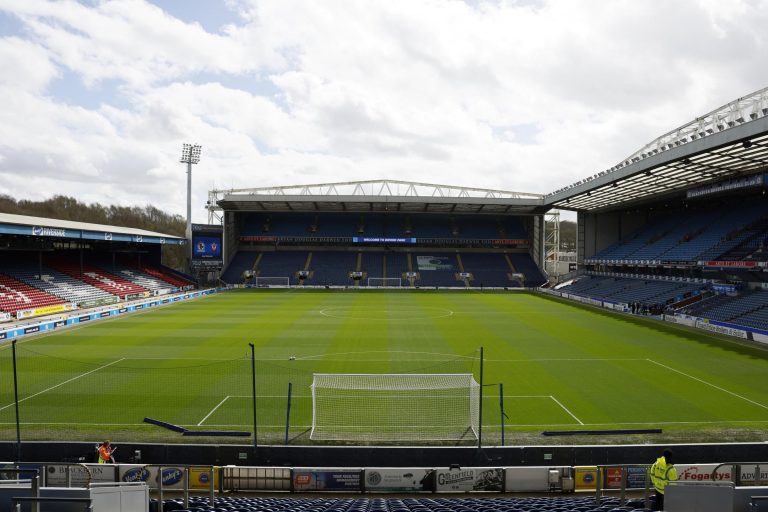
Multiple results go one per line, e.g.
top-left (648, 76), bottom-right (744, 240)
top-left (97, 440), bottom-right (116, 464)
top-left (650, 449), bottom-right (678, 511)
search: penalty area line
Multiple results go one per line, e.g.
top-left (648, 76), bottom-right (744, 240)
top-left (0, 358), bottom-right (125, 412)
top-left (550, 396), bottom-right (584, 425)
top-left (198, 396), bottom-right (230, 426)
top-left (647, 359), bottom-right (768, 411)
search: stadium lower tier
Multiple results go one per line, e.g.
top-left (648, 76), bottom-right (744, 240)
top-left (555, 274), bottom-right (707, 309)
top-left (0, 253), bottom-right (195, 319)
top-left (221, 250), bottom-right (547, 287)
top-left (152, 496), bottom-right (629, 512)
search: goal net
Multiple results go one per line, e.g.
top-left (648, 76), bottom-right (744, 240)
top-left (253, 276), bottom-right (291, 287)
top-left (367, 277), bottom-right (402, 288)
top-left (310, 373), bottom-right (480, 442)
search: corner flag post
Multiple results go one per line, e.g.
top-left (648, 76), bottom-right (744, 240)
top-left (249, 343), bottom-right (257, 450)
top-left (478, 346), bottom-right (484, 449)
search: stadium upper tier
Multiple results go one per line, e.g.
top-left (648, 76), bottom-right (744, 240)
top-left (586, 200), bottom-right (768, 264)
top-left (238, 213), bottom-right (528, 240)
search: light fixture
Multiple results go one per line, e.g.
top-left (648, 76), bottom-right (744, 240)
top-left (743, 140), bottom-right (753, 149)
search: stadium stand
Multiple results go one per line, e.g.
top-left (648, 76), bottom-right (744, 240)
top-left (0, 273), bottom-right (67, 315)
top-left (508, 253), bottom-right (547, 287)
top-left (221, 251), bottom-right (258, 283)
top-left (683, 289), bottom-right (768, 331)
top-left (153, 496), bottom-right (627, 512)
top-left (360, 252), bottom-right (384, 284)
top-left (255, 251), bottom-right (308, 284)
top-left (139, 265), bottom-right (194, 288)
top-left (385, 252), bottom-right (410, 283)
top-left (459, 253), bottom-right (514, 287)
top-left (306, 251), bottom-right (357, 285)
top-left (557, 274), bottom-right (706, 307)
top-left (50, 261), bottom-right (148, 299)
top-left (414, 253), bottom-right (460, 287)
top-left (2, 263), bottom-right (116, 305)
top-left (590, 202), bottom-right (767, 263)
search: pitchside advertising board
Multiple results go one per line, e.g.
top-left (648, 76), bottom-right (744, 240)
top-left (191, 224), bottom-right (223, 270)
top-left (364, 469), bottom-right (432, 492)
top-left (292, 468), bottom-right (361, 491)
top-left (433, 467), bottom-right (504, 492)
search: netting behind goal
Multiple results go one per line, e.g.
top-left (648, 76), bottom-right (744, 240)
top-left (367, 277), bottom-right (402, 287)
top-left (254, 276), bottom-right (290, 287)
top-left (310, 373), bottom-right (480, 442)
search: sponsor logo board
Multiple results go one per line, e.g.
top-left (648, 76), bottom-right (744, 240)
top-left (364, 469), bottom-right (432, 492)
top-left (32, 226), bottom-right (67, 238)
top-left (47, 464), bottom-right (115, 487)
top-left (435, 467), bottom-right (503, 492)
top-left (293, 469), bottom-right (361, 492)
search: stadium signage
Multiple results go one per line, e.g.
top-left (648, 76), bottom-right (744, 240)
top-left (435, 468), bottom-right (503, 492)
top-left (0, 312), bottom-right (11, 323)
top-left (122, 467), bottom-right (151, 482)
top-left (161, 468), bottom-right (184, 486)
top-left (292, 469), bottom-right (361, 491)
top-left (687, 173), bottom-right (765, 199)
top-left (363, 468), bottom-right (431, 492)
top-left (0, 332), bottom-right (6, 340)
top-left (704, 260), bottom-right (758, 268)
top-left (78, 315), bottom-right (91, 322)
top-left (54, 320), bottom-right (66, 328)
top-left (352, 237), bottom-right (417, 243)
top-left (31, 226), bottom-right (66, 237)
top-left (23, 326), bottom-right (40, 334)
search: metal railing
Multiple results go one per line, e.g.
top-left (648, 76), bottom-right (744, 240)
top-left (594, 464), bottom-right (652, 509)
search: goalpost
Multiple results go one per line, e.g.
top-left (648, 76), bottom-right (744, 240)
top-left (253, 276), bottom-right (291, 287)
top-left (367, 277), bottom-right (402, 288)
top-left (310, 373), bottom-right (480, 442)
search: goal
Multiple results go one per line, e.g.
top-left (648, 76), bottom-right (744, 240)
top-left (310, 373), bottom-right (480, 442)
top-left (367, 277), bottom-right (402, 288)
top-left (253, 276), bottom-right (290, 287)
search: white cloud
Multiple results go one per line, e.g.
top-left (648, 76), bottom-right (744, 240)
top-left (0, 0), bottom-right (767, 222)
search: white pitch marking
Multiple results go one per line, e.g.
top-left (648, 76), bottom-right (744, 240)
top-left (647, 359), bottom-right (768, 411)
top-left (198, 396), bottom-right (230, 426)
top-left (549, 396), bottom-right (584, 425)
top-left (0, 358), bottom-right (125, 412)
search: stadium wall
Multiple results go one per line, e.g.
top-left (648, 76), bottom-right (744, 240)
top-left (3, 441), bottom-right (767, 468)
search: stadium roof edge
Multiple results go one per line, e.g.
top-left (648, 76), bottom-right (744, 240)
top-left (212, 179), bottom-right (548, 215)
top-left (545, 107), bottom-right (768, 212)
top-left (0, 212), bottom-right (184, 240)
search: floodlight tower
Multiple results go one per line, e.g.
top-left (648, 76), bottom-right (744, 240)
top-left (180, 143), bottom-right (202, 267)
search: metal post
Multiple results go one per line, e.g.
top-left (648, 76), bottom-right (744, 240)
top-left (499, 383), bottom-right (505, 447)
top-left (644, 465), bottom-right (651, 510)
top-left (595, 466), bottom-right (602, 505)
top-left (158, 466), bottom-right (163, 512)
top-left (249, 343), bottom-right (257, 450)
top-left (183, 467), bottom-right (189, 509)
top-left (284, 382), bottom-right (293, 445)
top-left (619, 466), bottom-right (627, 505)
top-left (478, 346), bottom-right (484, 449)
top-left (209, 466), bottom-right (215, 506)
top-left (11, 340), bottom-right (21, 461)
top-left (65, 465), bottom-right (71, 487)
top-left (31, 474), bottom-right (40, 512)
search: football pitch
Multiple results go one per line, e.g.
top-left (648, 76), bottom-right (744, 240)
top-left (1, 289), bottom-right (767, 446)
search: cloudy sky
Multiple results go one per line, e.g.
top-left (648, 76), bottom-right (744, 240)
top-left (0, 0), bottom-right (767, 222)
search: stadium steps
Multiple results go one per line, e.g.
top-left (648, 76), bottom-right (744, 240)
top-left (139, 266), bottom-right (192, 288)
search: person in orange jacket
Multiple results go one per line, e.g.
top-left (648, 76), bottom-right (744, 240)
top-left (97, 440), bottom-right (116, 464)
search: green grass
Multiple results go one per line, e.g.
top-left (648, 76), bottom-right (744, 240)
top-left (1, 289), bottom-right (768, 446)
